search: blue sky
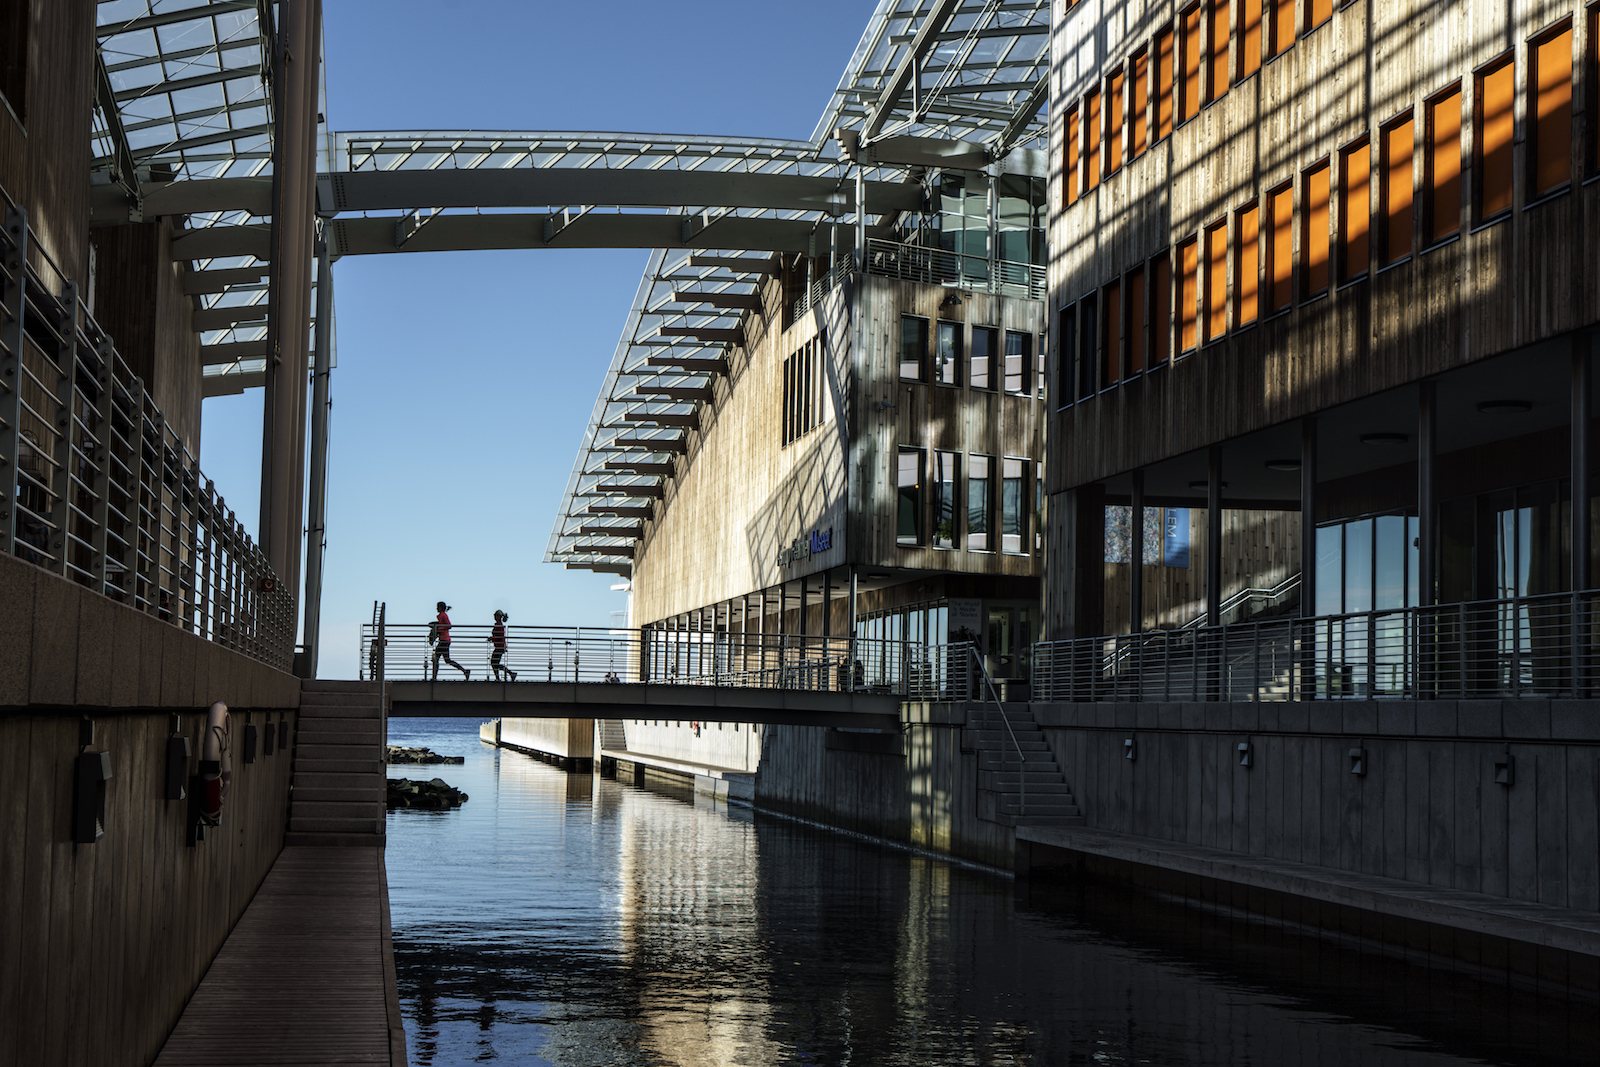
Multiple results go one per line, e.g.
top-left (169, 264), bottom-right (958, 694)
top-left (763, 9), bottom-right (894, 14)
top-left (199, 1), bottom-right (871, 678)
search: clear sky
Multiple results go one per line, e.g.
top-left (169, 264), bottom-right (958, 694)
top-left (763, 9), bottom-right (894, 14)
top-left (199, 0), bottom-right (872, 678)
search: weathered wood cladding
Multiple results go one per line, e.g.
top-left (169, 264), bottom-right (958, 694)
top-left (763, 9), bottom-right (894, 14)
top-left (1047, 0), bottom-right (1600, 493)
top-left (0, 0), bottom-right (95, 280)
top-left (632, 269), bottom-right (1047, 627)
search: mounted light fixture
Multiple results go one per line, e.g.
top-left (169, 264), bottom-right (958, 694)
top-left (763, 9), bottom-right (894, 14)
top-left (1495, 746), bottom-right (1515, 786)
top-left (1237, 741), bottom-right (1253, 767)
top-left (74, 750), bottom-right (112, 844)
top-left (1349, 746), bottom-right (1367, 776)
top-left (1477, 399), bottom-right (1532, 414)
top-left (165, 714), bottom-right (189, 801)
top-left (1264, 458), bottom-right (1301, 471)
top-left (1188, 480), bottom-right (1228, 490)
top-left (1360, 433), bottom-right (1409, 446)
top-left (1124, 737), bottom-right (1136, 761)
top-left (940, 291), bottom-right (964, 309)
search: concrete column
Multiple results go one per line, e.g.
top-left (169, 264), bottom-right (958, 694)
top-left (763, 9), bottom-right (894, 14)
top-left (1300, 417), bottom-right (1318, 617)
top-left (855, 168), bottom-right (866, 270)
top-left (298, 238), bottom-right (333, 679)
top-left (1130, 469), bottom-right (1145, 634)
top-left (1206, 445), bottom-right (1223, 627)
top-left (1573, 333), bottom-right (1592, 592)
top-left (1069, 484), bottom-right (1106, 637)
top-left (258, 0), bottom-right (321, 601)
top-left (1418, 380), bottom-right (1437, 607)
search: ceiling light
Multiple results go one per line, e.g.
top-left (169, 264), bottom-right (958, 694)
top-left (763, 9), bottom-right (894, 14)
top-left (1188, 480), bottom-right (1228, 491)
top-left (1360, 432), bottom-right (1409, 445)
top-left (1264, 458), bottom-right (1301, 471)
top-left (1477, 399), bottom-right (1532, 414)
top-left (866, 573), bottom-right (891, 581)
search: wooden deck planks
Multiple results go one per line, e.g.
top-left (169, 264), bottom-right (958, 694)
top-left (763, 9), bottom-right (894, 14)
top-left (152, 846), bottom-right (403, 1067)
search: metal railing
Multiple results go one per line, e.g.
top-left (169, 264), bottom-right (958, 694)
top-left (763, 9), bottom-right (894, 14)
top-left (1033, 590), bottom-right (1600, 703)
top-left (0, 186), bottom-right (293, 671)
top-left (789, 259), bottom-right (852, 324)
top-left (360, 621), bottom-right (979, 701)
top-left (968, 646), bottom-right (1027, 814)
top-left (865, 238), bottom-right (1047, 300)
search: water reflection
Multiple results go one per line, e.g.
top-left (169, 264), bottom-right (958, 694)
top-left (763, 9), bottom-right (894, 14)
top-left (385, 719), bottom-right (1593, 1066)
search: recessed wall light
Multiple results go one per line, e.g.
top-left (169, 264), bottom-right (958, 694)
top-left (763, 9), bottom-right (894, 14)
top-left (1477, 399), bottom-right (1532, 414)
top-left (1264, 458), bottom-right (1301, 471)
top-left (1360, 432), bottom-right (1409, 445)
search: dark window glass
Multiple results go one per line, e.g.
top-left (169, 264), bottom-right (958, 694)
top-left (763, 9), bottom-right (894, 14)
top-left (934, 321), bottom-right (962, 385)
top-left (1002, 458), bottom-right (1027, 553)
top-left (1078, 294), bottom-right (1098, 397)
top-left (1004, 331), bottom-right (1031, 394)
top-left (933, 451), bottom-right (959, 549)
top-left (900, 315), bottom-right (928, 380)
top-left (1, 0), bottom-right (26, 124)
top-left (968, 455), bottom-right (992, 551)
top-left (1057, 305), bottom-right (1076, 407)
top-left (970, 326), bottom-right (996, 390)
top-left (897, 448), bottom-right (924, 546)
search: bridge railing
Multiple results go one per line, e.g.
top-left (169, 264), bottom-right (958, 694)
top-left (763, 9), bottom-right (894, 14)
top-left (1031, 589), bottom-right (1600, 703)
top-left (1, 184), bottom-right (294, 671)
top-left (360, 621), bottom-right (978, 700)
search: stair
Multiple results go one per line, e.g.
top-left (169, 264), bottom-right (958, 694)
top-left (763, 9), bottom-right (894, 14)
top-left (287, 680), bottom-right (386, 846)
top-left (598, 718), bottom-right (627, 753)
top-left (964, 705), bottom-right (1085, 827)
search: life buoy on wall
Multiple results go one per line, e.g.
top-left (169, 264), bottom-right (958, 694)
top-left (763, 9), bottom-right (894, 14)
top-left (199, 701), bottom-right (232, 823)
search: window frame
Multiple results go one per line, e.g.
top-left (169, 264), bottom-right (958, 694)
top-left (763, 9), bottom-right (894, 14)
top-left (896, 447), bottom-right (926, 548)
top-left (1151, 249), bottom-right (1173, 366)
top-left (1177, 234), bottom-right (1200, 354)
top-left (1380, 112), bottom-right (1415, 266)
top-left (1305, 0), bottom-right (1331, 35)
top-left (1266, 180), bottom-right (1295, 313)
top-left (1101, 278), bottom-right (1122, 386)
top-left (1528, 19), bottom-right (1575, 201)
top-left (1063, 101), bottom-right (1081, 206)
top-left (1301, 159), bottom-right (1332, 300)
top-left (1474, 51), bottom-right (1517, 225)
top-left (1001, 457), bottom-right (1030, 555)
top-left (1004, 330), bottom-right (1033, 396)
top-left (1338, 134), bottom-right (1372, 284)
top-left (1234, 199), bottom-right (1260, 328)
top-left (934, 320), bottom-right (964, 388)
top-left (1106, 65), bottom-right (1126, 175)
top-left (0, 0), bottom-right (27, 129)
top-left (1056, 304), bottom-right (1076, 409)
top-left (1203, 218), bottom-right (1229, 343)
top-left (970, 324), bottom-right (997, 391)
top-left (1084, 89), bottom-right (1103, 191)
top-left (1208, 0), bottom-right (1231, 104)
top-left (1154, 23), bottom-right (1176, 142)
top-left (899, 314), bottom-right (929, 382)
top-left (967, 453), bottom-right (994, 552)
top-left (1424, 83), bottom-right (1464, 246)
top-left (1180, 3), bottom-right (1204, 125)
top-left (1078, 292), bottom-right (1099, 398)
top-left (1130, 45), bottom-right (1150, 158)
top-left (1268, 0), bottom-right (1295, 60)
top-left (1125, 264), bottom-right (1147, 375)
top-left (1588, 4), bottom-right (1599, 178)
top-left (932, 450), bottom-right (961, 550)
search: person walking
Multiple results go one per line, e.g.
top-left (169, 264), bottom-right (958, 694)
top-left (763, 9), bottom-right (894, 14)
top-left (430, 601), bottom-right (470, 681)
top-left (487, 610), bottom-right (517, 681)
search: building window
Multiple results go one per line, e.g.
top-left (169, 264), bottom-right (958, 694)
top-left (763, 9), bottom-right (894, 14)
top-left (1131, 46), bottom-right (1149, 158)
top-left (1106, 67), bottom-right (1125, 174)
top-left (897, 448), bottom-right (924, 546)
top-left (1339, 137), bottom-right (1370, 281)
top-left (1302, 160), bottom-right (1330, 297)
top-left (1382, 114), bottom-right (1414, 263)
top-left (1204, 220), bottom-right (1228, 342)
top-left (1004, 331), bottom-right (1032, 394)
top-left (970, 325), bottom-right (996, 390)
top-left (1590, 6), bottom-right (1599, 176)
top-left (1064, 102), bottom-right (1080, 206)
top-left (1038, 333), bottom-right (1047, 396)
top-left (1306, 0), bottom-right (1330, 33)
top-left (1084, 89), bottom-right (1102, 190)
top-left (1476, 56), bottom-right (1515, 220)
top-left (968, 454), bottom-right (993, 551)
top-left (1531, 23), bottom-right (1573, 197)
top-left (1208, 0), bottom-right (1230, 102)
top-left (781, 341), bottom-right (823, 445)
top-left (1, 0), bottom-right (26, 125)
top-left (1268, 0), bottom-right (1295, 58)
top-left (1057, 304), bottom-right (1076, 407)
top-left (1155, 24), bottom-right (1175, 141)
top-left (1101, 279), bottom-right (1122, 384)
top-left (1180, 4), bottom-right (1203, 122)
top-left (933, 451), bottom-right (959, 549)
top-left (900, 315), bottom-right (928, 380)
top-left (1426, 87), bottom-right (1462, 242)
top-left (1078, 294), bottom-right (1098, 398)
top-left (1178, 235), bottom-right (1199, 352)
top-left (934, 321), bottom-right (962, 386)
top-left (1267, 182), bottom-right (1293, 311)
top-left (1002, 458), bottom-right (1028, 554)
top-left (1152, 251), bottom-right (1172, 365)
top-left (1126, 265), bottom-right (1147, 374)
top-left (1235, 200), bottom-right (1259, 326)
top-left (1239, 0), bottom-right (1262, 79)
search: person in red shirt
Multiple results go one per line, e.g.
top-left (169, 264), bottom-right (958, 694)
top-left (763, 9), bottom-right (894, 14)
top-left (431, 601), bottom-right (470, 681)
top-left (486, 610), bottom-right (517, 681)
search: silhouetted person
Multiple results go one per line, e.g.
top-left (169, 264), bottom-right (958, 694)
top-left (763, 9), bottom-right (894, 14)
top-left (487, 610), bottom-right (517, 681)
top-left (430, 601), bottom-right (469, 681)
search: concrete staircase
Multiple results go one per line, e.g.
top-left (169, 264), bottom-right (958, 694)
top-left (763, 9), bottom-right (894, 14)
top-left (965, 705), bottom-right (1085, 828)
top-left (287, 680), bottom-right (386, 846)
top-left (598, 719), bottom-right (628, 753)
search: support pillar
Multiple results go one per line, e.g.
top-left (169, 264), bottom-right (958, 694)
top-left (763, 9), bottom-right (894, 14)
top-left (854, 167), bottom-right (867, 270)
top-left (1206, 446), bottom-right (1223, 627)
top-left (299, 238), bottom-right (333, 678)
top-left (1418, 381), bottom-right (1437, 607)
top-left (1069, 484), bottom-right (1106, 637)
top-left (1300, 416), bottom-right (1319, 699)
top-left (1573, 334), bottom-right (1592, 592)
top-left (1130, 469), bottom-right (1145, 634)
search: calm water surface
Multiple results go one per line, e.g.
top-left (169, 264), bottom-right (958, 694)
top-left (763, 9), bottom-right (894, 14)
top-left (385, 718), bottom-right (1593, 1066)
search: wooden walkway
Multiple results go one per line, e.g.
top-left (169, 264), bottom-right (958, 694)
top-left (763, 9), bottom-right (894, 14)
top-left (153, 847), bottom-right (406, 1066)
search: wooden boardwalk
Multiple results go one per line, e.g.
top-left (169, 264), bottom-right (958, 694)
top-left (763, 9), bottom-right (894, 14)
top-left (153, 846), bottom-right (406, 1066)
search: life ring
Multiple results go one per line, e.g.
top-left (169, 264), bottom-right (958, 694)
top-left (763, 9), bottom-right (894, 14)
top-left (200, 701), bottom-right (232, 822)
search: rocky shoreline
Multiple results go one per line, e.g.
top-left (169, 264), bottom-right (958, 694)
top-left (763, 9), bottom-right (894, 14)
top-left (386, 777), bottom-right (469, 810)
top-left (386, 745), bottom-right (465, 765)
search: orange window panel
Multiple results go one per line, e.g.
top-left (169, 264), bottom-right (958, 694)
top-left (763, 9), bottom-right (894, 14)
top-left (1303, 162), bottom-right (1330, 295)
top-left (1383, 117), bottom-right (1414, 263)
top-left (1427, 88), bottom-right (1462, 241)
top-left (1131, 48), bottom-right (1149, 157)
top-left (1307, 0), bottom-right (1330, 31)
top-left (1268, 184), bottom-right (1293, 310)
top-left (1085, 90), bottom-right (1102, 190)
top-left (1155, 26), bottom-right (1176, 140)
top-left (1340, 138), bottom-right (1370, 280)
top-left (1102, 280), bottom-right (1122, 384)
top-left (1064, 103), bottom-right (1080, 206)
top-left (1209, 0), bottom-right (1230, 101)
top-left (1269, 0), bottom-right (1295, 56)
top-left (1533, 27), bottom-right (1573, 195)
top-left (1240, 0), bottom-right (1262, 79)
top-left (1126, 267), bottom-right (1147, 374)
top-left (1107, 68), bottom-right (1125, 173)
top-left (1178, 236), bottom-right (1200, 351)
top-left (1236, 201), bottom-right (1259, 326)
top-left (1204, 221), bottom-right (1228, 342)
top-left (1152, 252), bottom-right (1173, 365)
top-left (1181, 5), bottom-right (1203, 122)
top-left (1477, 59), bottom-right (1515, 217)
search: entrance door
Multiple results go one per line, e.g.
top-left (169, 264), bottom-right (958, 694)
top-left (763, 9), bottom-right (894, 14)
top-left (984, 605), bottom-right (1035, 680)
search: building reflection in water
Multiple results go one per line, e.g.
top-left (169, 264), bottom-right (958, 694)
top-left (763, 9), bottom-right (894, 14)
top-left (386, 721), bottom-right (1595, 1067)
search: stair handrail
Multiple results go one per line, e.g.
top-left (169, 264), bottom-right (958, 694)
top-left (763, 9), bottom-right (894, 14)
top-left (968, 645), bottom-right (1024, 816)
top-left (1179, 571), bottom-right (1302, 630)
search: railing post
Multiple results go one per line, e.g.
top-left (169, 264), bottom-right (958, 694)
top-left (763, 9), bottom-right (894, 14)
top-left (88, 336), bottom-right (114, 595)
top-left (0, 204), bottom-right (27, 558)
top-left (47, 280), bottom-right (78, 577)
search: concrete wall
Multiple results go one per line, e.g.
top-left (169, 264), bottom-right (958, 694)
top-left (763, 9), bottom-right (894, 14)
top-left (755, 721), bottom-right (1016, 869)
top-left (500, 717), bottom-right (594, 761)
top-left (1035, 699), bottom-right (1600, 912)
top-left (620, 718), bottom-right (764, 772)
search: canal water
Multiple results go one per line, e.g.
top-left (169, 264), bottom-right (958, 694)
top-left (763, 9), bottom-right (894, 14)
top-left (385, 718), bottom-right (1594, 1066)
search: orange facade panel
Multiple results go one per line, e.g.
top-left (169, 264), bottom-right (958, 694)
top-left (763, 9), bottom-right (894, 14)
top-left (1152, 252), bottom-right (1172, 365)
top-left (1209, 0), bottom-right (1230, 101)
top-left (1064, 103), bottom-right (1080, 206)
top-left (1236, 201), bottom-right (1259, 326)
top-left (1178, 236), bottom-right (1199, 351)
top-left (1270, 0), bottom-right (1295, 56)
top-left (1303, 162), bottom-right (1330, 296)
top-left (1181, 4), bottom-right (1202, 121)
top-left (1155, 26), bottom-right (1175, 140)
top-left (1131, 47), bottom-right (1149, 157)
top-left (1427, 88), bottom-right (1462, 241)
top-left (1383, 117), bottom-right (1414, 262)
top-left (1205, 221), bottom-right (1228, 342)
top-left (1340, 138), bottom-right (1370, 280)
top-left (1085, 89), bottom-right (1102, 190)
top-left (1477, 58), bottom-right (1515, 217)
top-left (1532, 27), bottom-right (1573, 195)
top-left (1103, 279), bottom-right (1122, 384)
top-left (1107, 68), bottom-right (1126, 173)
top-left (1240, 0), bottom-right (1262, 79)
top-left (1269, 184), bottom-right (1293, 310)
top-left (1127, 267), bottom-right (1147, 374)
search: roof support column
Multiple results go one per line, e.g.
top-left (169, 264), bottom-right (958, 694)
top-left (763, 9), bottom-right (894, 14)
top-left (259, 0), bottom-right (321, 609)
top-left (299, 237), bottom-right (333, 678)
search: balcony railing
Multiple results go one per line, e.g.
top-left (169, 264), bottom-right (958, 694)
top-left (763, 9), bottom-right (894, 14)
top-left (1032, 590), bottom-right (1600, 703)
top-left (865, 238), bottom-right (1047, 300)
top-left (1, 187), bottom-right (294, 671)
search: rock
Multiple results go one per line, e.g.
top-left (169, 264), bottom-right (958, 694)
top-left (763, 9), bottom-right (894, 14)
top-left (386, 745), bottom-right (465, 765)
top-left (386, 776), bottom-right (469, 810)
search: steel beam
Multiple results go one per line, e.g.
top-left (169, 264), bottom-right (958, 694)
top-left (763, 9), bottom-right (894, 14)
top-left (611, 437), bottom-right (686, 452)
top-left (671, 290), bottom-right (762, 309)
top-left (863, 0), bottom-right (964, 139)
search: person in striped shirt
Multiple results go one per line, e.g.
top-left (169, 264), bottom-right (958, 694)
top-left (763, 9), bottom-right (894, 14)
top-left (431, 601), bottom-right (470, 681)
top-left (487, 610), bottom-right (517, 681)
